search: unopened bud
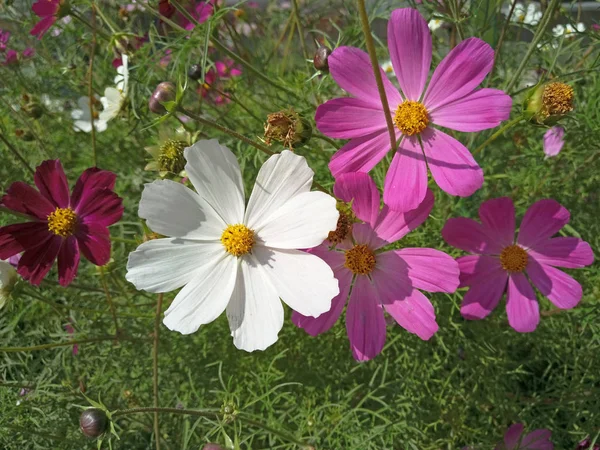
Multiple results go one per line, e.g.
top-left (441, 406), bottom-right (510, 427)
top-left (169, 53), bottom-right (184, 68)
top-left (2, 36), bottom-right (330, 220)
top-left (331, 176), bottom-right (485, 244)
top-left (264, 108), bottom-right (312, 149)
top-left (313, 46), bottom-right (332, 73)
top-left (0, 259), bottom-right (18, 311)
top-left (149, 81), bottom-right (176, 114)
top-left (79, 408), bottom-right (108, 438)
top-left (525, 81), bottom-right (574, 125)
top-left (188, 64), bottom-right (203, 81)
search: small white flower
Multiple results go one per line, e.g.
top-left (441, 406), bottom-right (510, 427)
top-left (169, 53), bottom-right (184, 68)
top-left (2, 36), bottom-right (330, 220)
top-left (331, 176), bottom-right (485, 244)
top-left (41, 94), bottom-right (64, 113)
top-left (380, 59), bottom-right (395, 77)
top-left (126, 140), bottom-right (340, 352)
top-left (553, 22), bottom-right (585, 38)
top-left (100, 54), bottom-right (129, 122)
top-left (0, 259), bottom-right (18, 310)
top-left (428, 18), bottom-right (444, 31)
top-left (71, 95), bottom-right (107, 133)
top-left (509, 3), bottom-right (542, 25)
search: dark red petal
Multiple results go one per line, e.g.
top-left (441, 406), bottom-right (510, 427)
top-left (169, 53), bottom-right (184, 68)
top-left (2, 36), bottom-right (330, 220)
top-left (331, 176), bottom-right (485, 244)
top-left (29, 16), bottom-right (57, 40)
top-left (0, 222), bottom-right (51, 259)
top-left (34, 160), bottom-right (70, 208)
top-left (70, 168), bottom-right (117, 208)
top-left (57, 236), bottom-right (80, 287)
top-left (78, 189), bottom-right (124, 227)
top-left (1, 181), bottom-right (54, 220)
top-left (17, 235), bottom-right (62, 285)
top-left (32, 0), bottom-right (59, 17)
top-left (76, 223), bottom-right (111, 266)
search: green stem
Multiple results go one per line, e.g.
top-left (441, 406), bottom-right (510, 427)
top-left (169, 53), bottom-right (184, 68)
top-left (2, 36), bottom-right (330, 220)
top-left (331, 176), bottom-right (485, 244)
top-left (0, 133), bottom-right (35, 175)
top-left (357, 0), bottom-right (397, 152)
top-left (99, 268), bottom-right (119, 336)
top-left (87, 4), bottom-right (98, 167)
top-left (153, 294), bottom-right (164, 450)
top-left (472, 115), bottom-right (525, 155)
top-left (71, 11), bottom-right (111, 41)
top-left (488, 0), bottom-right (518, 82)
top-left (111, 236), bottom-right (138, 245)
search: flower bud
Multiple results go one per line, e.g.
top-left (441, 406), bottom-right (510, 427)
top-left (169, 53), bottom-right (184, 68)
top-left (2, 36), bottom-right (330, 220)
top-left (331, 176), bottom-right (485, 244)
top-left (22, 101), bottom-right (43, 119)
top-left (188, 64), bottom-right (203, 81)
top-left (575, 438), bottom-right (600, 450)
top-left (313, 46), bottom-right (332, 73)
top-left (525, 81), bottom-right (574, 125)
top-left (79, 408), bottom-right (108, 438)
top-left (15, 129), bottom-right (35, 141)
top-left (264, 108), bottom-right (312, 149)
top-left (0, 259), bottom-right (18, 311)
top-left (149, 81), bottom-right (176, 114)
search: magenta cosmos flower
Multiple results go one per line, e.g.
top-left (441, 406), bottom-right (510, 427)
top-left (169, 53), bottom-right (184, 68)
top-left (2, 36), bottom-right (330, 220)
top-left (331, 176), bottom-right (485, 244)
top-left (442, 197), bottom-right (594, 332)
top-left (180, 1), bottom-right (214, 30)
top-left (293, 172), bottom-right (459, 361)
top-left (495, 423), bottom-right (553, 450)
top-left (543, 126), bottom-right (565, 158)
top-left (30, 0), bottom-right (69, 40)
top-left (0, 160), bottom-right (123, 286)
top-left (316, 8), bottom-right (512, 212)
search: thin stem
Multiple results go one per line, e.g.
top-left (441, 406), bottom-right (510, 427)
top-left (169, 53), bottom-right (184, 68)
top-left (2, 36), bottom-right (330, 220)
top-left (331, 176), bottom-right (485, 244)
top-left (0, 133), bottom-right (35, 175)
top-left (153, 294), bottom-right (164, 450)
top-left (0, 95), bottom-right (51, 158)
top-left (472, 115), bottom-right (524, 155)
top-left (357, 0), bottom-right (397, 152)
top-left (71, 11), bottom-right (111, 41)
top-left (0, 335), bottom-right (139, 353)
top-left (99, 268), bottom-right (119, 336)
top-left (88, 4), bottom-right (98, 167)
top-left (110, 236), bottom-right (138, 245)
top-left (489, 0), bottom-right (518, 81)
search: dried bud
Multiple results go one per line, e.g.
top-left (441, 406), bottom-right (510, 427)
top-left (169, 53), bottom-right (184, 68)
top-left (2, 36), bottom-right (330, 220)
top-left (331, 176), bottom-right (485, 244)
top-left (149, 82), bottom-right (176, 114)
top-left (264, 108), bottom-right (312, 149)
top-left (22, 101), bottom-right (43, 119)
top-left (313, 46), bottom-right (332, 73)
top-left (79, 408), bottom-right (108, 438)
top-left (15, 129), bottom-right (35, 141)
top-left (525, 81), bottom-right (574, 125)
top-left (202, 445), bottom-right (226, 450)
top-left (188, 64), bottom-right (203, 81)
top-left (327, 210), bottom-right (352, 245)
top-left (157, 139), bottom-right (187, 173)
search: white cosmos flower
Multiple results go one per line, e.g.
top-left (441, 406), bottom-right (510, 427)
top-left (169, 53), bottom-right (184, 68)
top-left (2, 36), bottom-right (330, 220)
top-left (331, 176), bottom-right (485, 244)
top-left (507, 3), bottom-right (542, 25)
top-left (71, 95), bottom-right (107, 133)
top-left (126, 140), bottom-right (340, 352)
top-left (553, 23), bottom-right (585, 38)
top-left (428, 18), bottom-right (444, 31)
top-left (100, 54), bottom-right (129, 122)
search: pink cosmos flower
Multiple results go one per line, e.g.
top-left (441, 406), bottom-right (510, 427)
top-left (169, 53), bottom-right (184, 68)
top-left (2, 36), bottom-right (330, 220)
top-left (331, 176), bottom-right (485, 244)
top-left (575, 438), bottom-right (600, 450)
top-left (0, 29), bottom-right (10, 52)
top-left (495, 423), bottom-right (553, 450)
top-left (316, 8), bottom-right (512, 212)
top-left (293, 172), bottom-right (459, 361)
top-left (543, 126), bottom-right (564, 158)
top-left (3, 49), bottom-right (18, 65)
top-left (65, 322), bottom-right (79, 355)
top-left (30, 0), bottom-right (68, 40)
top-left (215, 59), bottom-right (242, 78)
top-left (180, 1), bottom-right (214, 30)
top-left (442, 197), bottom-right (594, 332)
top-left (0, 161), bottom-right (123, 286)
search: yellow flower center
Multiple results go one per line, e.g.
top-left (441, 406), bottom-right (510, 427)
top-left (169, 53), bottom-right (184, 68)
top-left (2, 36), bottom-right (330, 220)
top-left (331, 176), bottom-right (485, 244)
top-left (47, 207), bottom-right (78, 237)
top-left (499, 245), bottom-right (529, 272)
top-left (327, 211), bottom-right (353, 245)
top-left (393, 101), bottom-right (429, 136)
top-left (221, 224), bottom-right (255, 257)
top-left (158, 139), bottom-right (187, 173)
top-left (344, 244), bottom-right (376, 275)
top-left (542, 82), bottom-right (574, 117)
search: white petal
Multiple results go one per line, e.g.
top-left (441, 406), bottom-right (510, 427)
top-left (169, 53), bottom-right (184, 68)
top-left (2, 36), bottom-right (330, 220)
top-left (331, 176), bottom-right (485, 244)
top-left (226, 256), bottom-right (283, 351)
top-left (163, 252), bottom-right (237, 335)
top-left (255, 191), bottom-right (339, 249)
top-left (73, 120), bottom-right (92, 132)
top-left (126, 238), bottom-right (224, 293)
top-left (184, 139), bottom-right (245, 224)
top-left (139, 179), bottom-right (225, 239)
top-left (245, 150), bottom-right (313, 230)
top-left (253, 246), bottom-right (339, 317)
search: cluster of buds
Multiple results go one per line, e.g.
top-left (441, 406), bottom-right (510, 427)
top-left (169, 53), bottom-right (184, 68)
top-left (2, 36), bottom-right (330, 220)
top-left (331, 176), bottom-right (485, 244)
top-left (525, 81), bottom-right (574, 125)
top-left (263, 108), bottom-right (312, 150)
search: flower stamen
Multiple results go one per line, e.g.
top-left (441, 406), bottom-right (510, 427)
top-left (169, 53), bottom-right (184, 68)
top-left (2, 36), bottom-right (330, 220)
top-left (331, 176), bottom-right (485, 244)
top-left (393, 101), bottom-right (429, 136)
top-left (221, 224), bottom-right (255, 257)
top-left (499, 245), bottom-right (529, 272)
top-left (47, 207), bottom-right (78, 237)
top-left (344, 244), bottom-right (376, 275)
top-left (542, 82), bottom-right (574, 117)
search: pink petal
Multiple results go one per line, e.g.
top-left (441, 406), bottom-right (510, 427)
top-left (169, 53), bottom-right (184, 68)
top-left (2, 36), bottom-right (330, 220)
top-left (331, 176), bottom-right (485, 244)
top-left (503, 423), bottom-right (525, 450)
top-left (57, 236), bottom-right (80, 287)
top-left (371, 250), bottom-right (413, 303)
top-left (429, 88), bottom-right (512, 132)
top-left (521, 429), bottom-right (554, 450)
top-left (328, 46), bottom-right (402, 108)
top-left (506, 273), bottom-right (539, 332)
top-left (76, 223), bottom-right (111, 266)
top-left (70, 168), bottom-right (117, 209)
top-left (387, 8), bottom-right (432, 101)
top-left (442, 219), bottom-right (503, 254)
top-left (543, 127), bottom-right (564, 158)
top-left (77, 190), bottom-right (124, 227)
top-left (527, 258), bottom-right (582, 309)
top-left (333, 172), bottom-right (380, 226)
top-left (421, 127), bottom-right (483, 197)
top-left (395, 248), bottom-right (460, 293)
top-left (423, 37), bottom-right (494, 110)
top-left (345, 275), bottom-right (386, 361)
top-left (383, 288), bottom-right (439, 340)
top-left (527, 237), bottom-right (593, 268)
top-left (457, 254), bottom-right (504, 287)
top-left (306, 243), bottom-right (346, 270)
top-left (17, 235), bottom-right (62, 285)
top-left (517, 199), bottom-right (569, 249)
top-left (34, 160), bottom-right (70, 208)
top-left (478, 197), bottom-right (516, 248)
top-left (30, 16), bottom-right (56, 39)
top-left (0, 222), bottom-right (52, 259)
top-left (383, 136), bottom-right (428, 212)
top-left (459, 257), bottom-right (507, 319)
top-left (292, 268), bottom-right (352, 336)
top-left (374, 189), bottom-right (434, 244)
top-left (2, 181), bottom-right (55, 220)
top-left (315, 98), bottom-right (388, 139)
top-left (329, 129), bottom-right (392, 178)
top-left (352, 223), bottom-right (387, 250)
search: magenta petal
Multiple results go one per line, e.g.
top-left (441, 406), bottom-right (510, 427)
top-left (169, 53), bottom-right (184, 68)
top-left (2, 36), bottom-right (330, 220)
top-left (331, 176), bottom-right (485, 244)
top-left (352, 223), bottom-right (387, 250)
top-left (307, 243), bottom-right (347, 270)
top-left (460, 259), bottom-right (507, 319)
top-left (383, 136), bottom-right (428, 212)
top-left (334, 172), bottom-right (380, 226)
top-left (527, 257), bottom-right (582, 310)
top-left (423, 37), bottom-right (494, 110)
top-left (32, 0), bottom-right (59, 17)
top-left (429, 88), bottom-right (512, 132)
top-left (30, 16), bottom-right (56, 39)
top-left (371, 250), bottom-right (413, 301)
top-left (543, 127), bottom-right (565, 158)
top-left (506, 273), bottom-right (539, 333)
top-left (76, 223), bottom-right (111, 266)
top-left (503, 423), bottom-right (525, 450)
top-left (292, 269), bottom-right (352, 336)
top-left (517, 199), bottom-right (569, 249)
top-left (521, 429), bottom-right (554, 450)
top-left (442, 218), bottom-right (503, 254)
top-left (384, 289), bottom-right (438, 340)
top-left (315, 98), bottom-right (388, 139)
top-left (329, 129), bottom-right (393, 178)
top-left (70, 168), bottom-right (117, 208)
top-left (421, 127), bottom-right (483, 197)
top-left (457, 254), bottom-right (504, 287)
top-left (34, 160), bottom-right (70, 208)
top-left (0, 222), bottom-right (52, 259)
top-left (329, 46), bottom-right (402, 108)
top-left (346, 275), bottom-right (386, 361)
top-left (375, 189), bottom-right (434, 244)
top-left (387, 8), bottom-right (432, 101)
top-left (395, 248), bottom-right (460, 293)
top-left (2, 181), bottom-right (55, 220)
top-left (77, 190), bottom-right (124, 227)
top-left (17, 236), bottom-right (61, 285)
top-left (478, 197), bottom-right (516, 248)
top-left (57, 236), bottom-right (80, 287)
top-left (527, 237), bottom-right (594, 268)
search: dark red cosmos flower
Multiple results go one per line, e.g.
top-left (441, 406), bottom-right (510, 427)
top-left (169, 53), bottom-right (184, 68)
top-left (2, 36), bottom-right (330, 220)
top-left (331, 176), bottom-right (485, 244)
top-left (0, 160), bottom-right (123, 286)
top-left (30, 0), bottom-right (69, 40)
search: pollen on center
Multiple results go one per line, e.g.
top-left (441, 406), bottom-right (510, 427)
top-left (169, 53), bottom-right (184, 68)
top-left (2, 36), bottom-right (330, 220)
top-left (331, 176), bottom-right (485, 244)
top-left (499, 244), bottom-right (529, 272)
top-left (344, 244), bottom-right (376, 275)
top-left (393, 101), bottom-right (429, 136)
top-left (47, 207), bottom-right (78, 237)
top-left (221, 224), bottom-right (255, 257)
